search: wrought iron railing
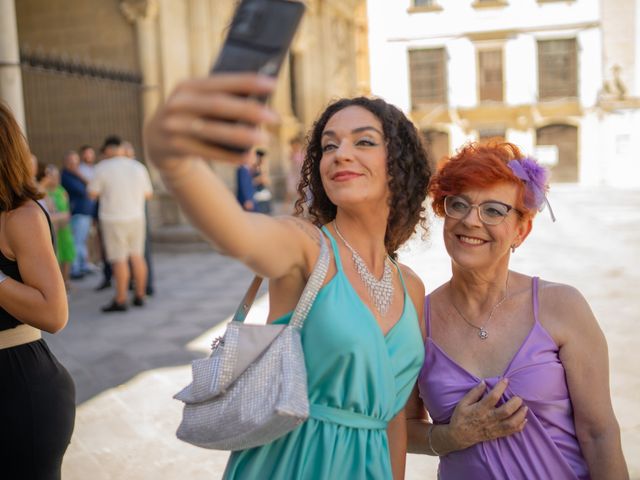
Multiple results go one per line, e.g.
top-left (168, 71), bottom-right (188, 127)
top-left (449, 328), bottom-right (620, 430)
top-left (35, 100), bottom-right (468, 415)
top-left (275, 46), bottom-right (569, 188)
top-left (20, 47), bottom-right (144, 166)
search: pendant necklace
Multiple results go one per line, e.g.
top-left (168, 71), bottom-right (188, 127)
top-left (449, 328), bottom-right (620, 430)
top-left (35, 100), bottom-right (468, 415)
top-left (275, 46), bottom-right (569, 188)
top-left (449, 273), bottom-right (509, 340)
top-left (333, 220), bottom-right (394, 316)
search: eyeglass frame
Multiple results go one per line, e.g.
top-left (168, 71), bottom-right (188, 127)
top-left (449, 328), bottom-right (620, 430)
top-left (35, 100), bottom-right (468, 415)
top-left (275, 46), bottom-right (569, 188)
top-left (443, 195), bottom-right (523, 226)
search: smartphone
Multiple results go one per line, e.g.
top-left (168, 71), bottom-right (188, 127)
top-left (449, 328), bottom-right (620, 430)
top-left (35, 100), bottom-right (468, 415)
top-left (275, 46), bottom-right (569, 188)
top-left (211, 0), bottom-right (306, 153)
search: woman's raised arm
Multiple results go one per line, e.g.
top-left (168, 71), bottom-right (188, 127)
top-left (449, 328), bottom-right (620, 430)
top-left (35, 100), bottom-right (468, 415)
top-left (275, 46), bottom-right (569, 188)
top-left (145, 73), bottom-right (316, 279)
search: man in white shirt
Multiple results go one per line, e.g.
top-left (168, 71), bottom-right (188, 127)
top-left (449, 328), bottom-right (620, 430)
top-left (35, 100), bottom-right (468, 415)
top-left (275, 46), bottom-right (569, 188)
top-left (88, 136), bottom-right (153, 312)
top-left (78, 145), bottom-right (96, 182)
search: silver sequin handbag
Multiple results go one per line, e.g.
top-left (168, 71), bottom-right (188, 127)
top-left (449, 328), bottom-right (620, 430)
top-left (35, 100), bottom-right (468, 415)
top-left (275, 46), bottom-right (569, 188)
top-left (174, 233), bottom-right (329, 450)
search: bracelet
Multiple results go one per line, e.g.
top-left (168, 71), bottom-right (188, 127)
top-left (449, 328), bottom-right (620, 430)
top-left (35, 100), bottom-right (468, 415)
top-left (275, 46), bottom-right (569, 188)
top-left (427, 424), bottom-right (443, 457)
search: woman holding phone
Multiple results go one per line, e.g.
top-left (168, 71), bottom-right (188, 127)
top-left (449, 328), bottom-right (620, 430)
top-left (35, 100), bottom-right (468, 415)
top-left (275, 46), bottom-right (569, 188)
top-left (145, 74), bottom-right (431, 479)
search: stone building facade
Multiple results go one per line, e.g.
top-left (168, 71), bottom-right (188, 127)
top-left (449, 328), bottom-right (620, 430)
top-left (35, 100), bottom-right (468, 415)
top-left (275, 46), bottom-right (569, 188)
top-left (0, 0), bottom-right (370, 226)
top-left (367, 0), bottom-right (640, 187)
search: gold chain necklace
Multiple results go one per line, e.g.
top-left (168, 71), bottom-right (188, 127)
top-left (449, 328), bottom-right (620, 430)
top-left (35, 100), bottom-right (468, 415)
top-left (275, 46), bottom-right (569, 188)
top-left (449, 274), bottom-right (509, 340)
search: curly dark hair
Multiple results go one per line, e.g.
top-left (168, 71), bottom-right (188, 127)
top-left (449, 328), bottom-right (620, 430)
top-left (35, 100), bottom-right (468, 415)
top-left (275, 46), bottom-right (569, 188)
top-left (294, 97), bottom-right (432, 258)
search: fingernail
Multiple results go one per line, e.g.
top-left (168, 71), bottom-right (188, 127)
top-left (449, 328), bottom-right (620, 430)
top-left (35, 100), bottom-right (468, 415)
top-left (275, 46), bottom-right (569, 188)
top-left (258, 107), bottom-right (279, 123)
top-left (257, 75), bottom-right (277, 88)
top-left (502, 378), bottom-right (509, 385)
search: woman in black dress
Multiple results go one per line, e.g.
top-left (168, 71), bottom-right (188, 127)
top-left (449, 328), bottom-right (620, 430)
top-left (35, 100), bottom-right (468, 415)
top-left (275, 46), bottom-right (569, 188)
top-left (0, 102), bottom-right (76, 480)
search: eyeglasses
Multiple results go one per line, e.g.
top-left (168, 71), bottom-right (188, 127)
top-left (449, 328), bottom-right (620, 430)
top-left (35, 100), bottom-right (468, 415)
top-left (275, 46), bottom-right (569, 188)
top-left (443, 195), bottom-right (518, 226)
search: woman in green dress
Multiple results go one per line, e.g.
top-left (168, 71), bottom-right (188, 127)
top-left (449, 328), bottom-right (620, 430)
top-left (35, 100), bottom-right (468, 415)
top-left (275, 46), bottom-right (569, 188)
top-left (145, 74), bottom-right (432, 478)
top-left (39, 165), bottom-right (75, 289)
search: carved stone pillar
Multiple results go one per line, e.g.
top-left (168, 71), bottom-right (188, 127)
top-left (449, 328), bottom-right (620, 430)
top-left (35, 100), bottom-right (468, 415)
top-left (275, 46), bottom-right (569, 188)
top-left (120, 0), bottom-right (161, 124)
top-left (0, 0), bottom-right (26, 132)
top-left (121, 0), bottom-right (174, 228)
top-left (188, 0), bottom-right (213, 76)
top-left (270, 57), bottom-right (302, 199)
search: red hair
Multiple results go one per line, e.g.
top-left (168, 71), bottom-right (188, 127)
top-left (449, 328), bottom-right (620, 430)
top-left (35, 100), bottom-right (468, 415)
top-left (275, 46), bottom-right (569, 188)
top-left (429, 140), bottom-right (534, 219)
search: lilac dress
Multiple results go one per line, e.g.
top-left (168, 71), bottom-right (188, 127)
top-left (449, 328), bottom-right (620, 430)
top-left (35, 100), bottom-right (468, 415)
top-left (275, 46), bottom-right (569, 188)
top-left (418, 277), bottom-right (590, 479)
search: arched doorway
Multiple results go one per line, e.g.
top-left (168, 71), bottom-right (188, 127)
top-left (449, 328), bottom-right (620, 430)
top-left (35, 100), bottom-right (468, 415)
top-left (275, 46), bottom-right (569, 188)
top-left (536, 124), bottom-right (578, 182)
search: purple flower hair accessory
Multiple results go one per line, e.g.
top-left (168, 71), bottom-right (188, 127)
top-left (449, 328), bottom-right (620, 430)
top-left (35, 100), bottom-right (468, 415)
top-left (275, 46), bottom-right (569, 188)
top-left (507, 157), bottom-right (556, 222)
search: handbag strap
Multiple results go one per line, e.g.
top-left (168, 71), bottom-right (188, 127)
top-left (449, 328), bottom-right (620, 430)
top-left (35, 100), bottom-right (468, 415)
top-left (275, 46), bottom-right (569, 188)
top-left (231, 227), bottom-right (329, 330)
top-left (290, 231), bottom-right (329, 330)
top-left (231, 276), bottom-right (264, 323)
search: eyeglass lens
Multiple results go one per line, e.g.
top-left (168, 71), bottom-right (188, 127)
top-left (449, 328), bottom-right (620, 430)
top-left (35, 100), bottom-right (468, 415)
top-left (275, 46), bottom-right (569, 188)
top-left (444, 196), bottom-right (510, 225)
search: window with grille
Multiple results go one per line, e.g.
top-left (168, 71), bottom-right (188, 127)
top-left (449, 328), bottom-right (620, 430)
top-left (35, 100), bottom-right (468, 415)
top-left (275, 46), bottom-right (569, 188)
top-left (413, 0), bottom-right (436, 6)
top-left (538, 39), bottom-right (578, 99)
top-left (409, 48), bottom-right (447, 107)
top-left (478, 49), bottom-right (503, 102)
top-left (479, 128), bottom-right (506, 142)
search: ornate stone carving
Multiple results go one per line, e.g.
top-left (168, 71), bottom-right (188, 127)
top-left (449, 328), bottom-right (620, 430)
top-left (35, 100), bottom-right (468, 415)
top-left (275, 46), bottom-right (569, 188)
top-left (120, 0), bottom-right (159, 23)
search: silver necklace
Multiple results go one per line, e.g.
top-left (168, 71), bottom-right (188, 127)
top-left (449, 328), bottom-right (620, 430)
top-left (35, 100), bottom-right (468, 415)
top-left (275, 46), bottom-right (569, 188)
top-left (449, 274), bottom-right (509, 340)
top-left (333, 220), bottom-right (394, 316)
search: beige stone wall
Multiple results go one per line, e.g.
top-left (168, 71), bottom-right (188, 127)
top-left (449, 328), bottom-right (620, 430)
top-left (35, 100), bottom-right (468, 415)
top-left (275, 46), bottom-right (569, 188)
top-left (13, 0), bottom-right (370, 223)
top-left (601, 0), bottom-right (637, 98)
top-left (15, 0), bottom-right (137, 70)
top-left (157, 0), bottom-right (191, 99)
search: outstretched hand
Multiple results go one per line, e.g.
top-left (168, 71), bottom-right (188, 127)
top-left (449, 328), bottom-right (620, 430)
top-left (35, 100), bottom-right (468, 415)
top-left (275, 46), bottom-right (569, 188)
top-left (144, 73), bottom-right (278, 174)
top-left (447, 379), bottom-right (528, 450)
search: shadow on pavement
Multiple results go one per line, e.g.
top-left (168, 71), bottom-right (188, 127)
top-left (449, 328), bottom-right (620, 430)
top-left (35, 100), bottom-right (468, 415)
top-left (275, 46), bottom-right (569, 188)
top-left (44, 249), bottom-right (265, 404)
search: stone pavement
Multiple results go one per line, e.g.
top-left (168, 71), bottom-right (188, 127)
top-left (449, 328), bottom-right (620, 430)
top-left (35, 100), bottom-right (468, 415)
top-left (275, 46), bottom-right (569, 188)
top-left (48, 185), bottom-right (640, 479)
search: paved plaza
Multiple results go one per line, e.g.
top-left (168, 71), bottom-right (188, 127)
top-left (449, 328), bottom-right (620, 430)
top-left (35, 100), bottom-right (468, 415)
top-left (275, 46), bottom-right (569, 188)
top-left (46, 185), bottom-right (640, 479)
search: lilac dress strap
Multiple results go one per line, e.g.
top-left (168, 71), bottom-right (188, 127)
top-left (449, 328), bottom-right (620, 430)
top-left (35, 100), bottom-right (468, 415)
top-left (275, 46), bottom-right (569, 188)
top-left (532, 276), bottom-right (540, 322)
top-left (423, 295), bottom-right (432, 338)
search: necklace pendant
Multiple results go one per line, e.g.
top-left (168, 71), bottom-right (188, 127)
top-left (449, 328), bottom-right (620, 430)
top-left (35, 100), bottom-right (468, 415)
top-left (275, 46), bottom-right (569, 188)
top-left (478, 327), bottom-right (488, 340)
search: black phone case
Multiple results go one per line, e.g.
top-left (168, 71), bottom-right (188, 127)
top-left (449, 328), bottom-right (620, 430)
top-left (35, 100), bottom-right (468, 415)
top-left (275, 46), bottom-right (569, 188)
top-left (210, 0), bottom-right (305, 153)
top-left (212, 0), bottom-right (305, 78)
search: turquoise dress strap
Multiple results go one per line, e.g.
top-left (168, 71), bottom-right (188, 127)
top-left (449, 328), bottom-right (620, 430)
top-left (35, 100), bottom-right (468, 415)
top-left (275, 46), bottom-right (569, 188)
top-left (390, 257), bottom-right (408, 293)
top-left (321, 225), bottom-right (343, 273)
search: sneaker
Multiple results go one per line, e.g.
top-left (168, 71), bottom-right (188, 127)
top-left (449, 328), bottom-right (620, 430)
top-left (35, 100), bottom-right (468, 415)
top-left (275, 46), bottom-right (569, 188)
top-left (94, 280), bottom-right (112, 292)
top-left (132, 296), bottom-right (145, 307)
top-left (70, 272), bottom-right (85, 280)
top-left (101, 300), bottom-right (128, 313)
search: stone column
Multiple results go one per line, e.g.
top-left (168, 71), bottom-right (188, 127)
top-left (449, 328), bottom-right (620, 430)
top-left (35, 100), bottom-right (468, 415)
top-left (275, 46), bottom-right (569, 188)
top-left (121, 0), bottom-right (174, 228)
top-left (354, 1), bottom-right (370, 95)
top-left (0, 0), bottom-right (26, 132)
top-left (269, 57), bottom-right (302, 199)
top-left (188, 0), bottom-right (213, 76)
top-left (120, 0), bottom-right (161, 124)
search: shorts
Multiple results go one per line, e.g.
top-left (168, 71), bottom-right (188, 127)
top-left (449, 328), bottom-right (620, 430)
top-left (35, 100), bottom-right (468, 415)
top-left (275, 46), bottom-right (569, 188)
top-left (100, 218), bottom-right (145, 262)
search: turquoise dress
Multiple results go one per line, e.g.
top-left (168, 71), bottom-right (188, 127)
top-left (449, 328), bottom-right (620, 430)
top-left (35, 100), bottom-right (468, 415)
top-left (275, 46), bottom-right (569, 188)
top-left (223, 227), bottom-right (425, 479)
